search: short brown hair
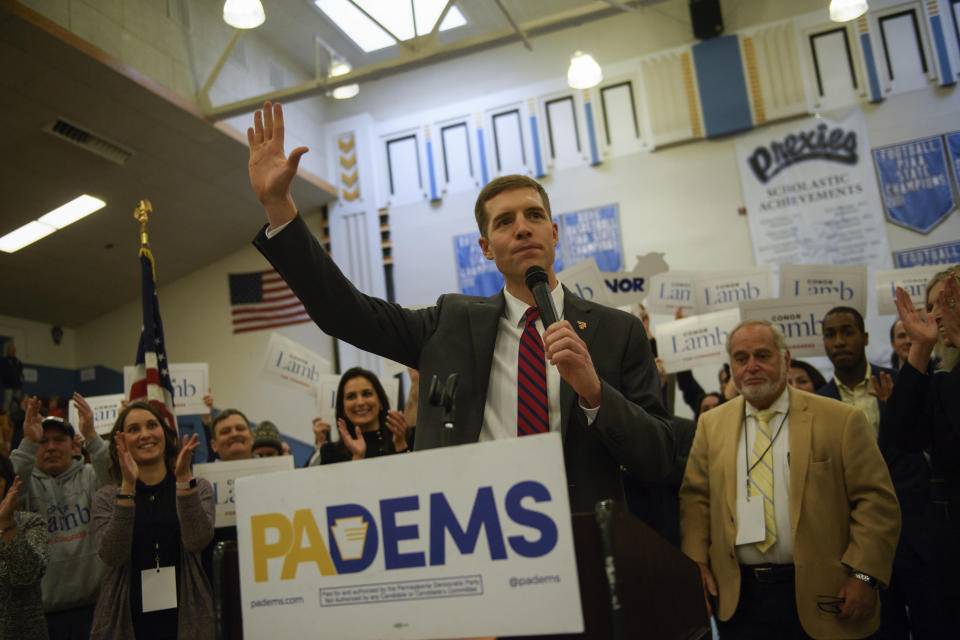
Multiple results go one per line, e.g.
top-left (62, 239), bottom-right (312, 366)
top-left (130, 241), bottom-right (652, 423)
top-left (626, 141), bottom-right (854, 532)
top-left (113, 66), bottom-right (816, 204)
top-left (474, 175), bottom-right (551, 237)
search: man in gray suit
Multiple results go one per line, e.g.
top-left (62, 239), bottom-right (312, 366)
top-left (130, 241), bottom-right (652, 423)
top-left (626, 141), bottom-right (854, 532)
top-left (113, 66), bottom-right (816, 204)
top-left (246, 101), bottom-right (673, 511)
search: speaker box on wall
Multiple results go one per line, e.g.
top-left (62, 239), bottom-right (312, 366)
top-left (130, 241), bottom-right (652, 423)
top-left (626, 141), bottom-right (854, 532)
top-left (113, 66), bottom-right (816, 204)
top-left (690, 0), bottom-right (723, 40)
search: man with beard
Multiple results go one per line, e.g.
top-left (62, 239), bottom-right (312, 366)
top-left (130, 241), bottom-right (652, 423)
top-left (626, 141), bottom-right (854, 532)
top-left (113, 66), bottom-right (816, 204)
top-left (679, 320), bottom-right (900, 639)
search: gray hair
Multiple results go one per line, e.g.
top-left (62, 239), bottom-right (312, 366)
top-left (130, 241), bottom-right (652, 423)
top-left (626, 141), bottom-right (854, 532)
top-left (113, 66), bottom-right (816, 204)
top-left (725, 320), bottom-right (788, 355)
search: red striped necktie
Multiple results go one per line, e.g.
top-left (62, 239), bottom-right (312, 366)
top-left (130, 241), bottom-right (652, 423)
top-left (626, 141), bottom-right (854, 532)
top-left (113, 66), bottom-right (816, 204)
top-left (518, 307), bottom-right (549, 436)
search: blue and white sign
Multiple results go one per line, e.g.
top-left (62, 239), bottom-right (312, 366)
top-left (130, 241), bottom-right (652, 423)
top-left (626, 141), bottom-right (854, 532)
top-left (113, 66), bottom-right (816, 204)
top-left (874, 265), bottom-right (947, 315)
top-left (696, 267), bottom-right (773, 313)
top-left (893, 241), bottom-right (960, 268)
top-left (739, 298), bottom-right (836, 358)
top-left (235, 434), bottom-right (583, 640)
top-left (68, 393), bottom-right (125, 436)
top-left (123, 362), bottom-right (209, 416)
top-left (454, 231), bottom-right (504, 297)
top-left (558, 258), bottom-right (614, 306)
top-left (874, 136), bottom-right (956, 234)
top-left (559, 204), bottom-right (622, 272)
top-left (194, 456), bottom-right (295, 528)
top-left (655, 308), bottom-right (741, 374)
top-left (779, 264), bottom-right (867, 315)
top-left (262, 333), bottom-right (331, 397)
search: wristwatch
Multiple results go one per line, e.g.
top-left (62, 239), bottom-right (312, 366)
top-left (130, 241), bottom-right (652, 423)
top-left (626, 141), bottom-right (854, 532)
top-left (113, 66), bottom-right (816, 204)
top-left (852, 571), bottom-right (878, 588)
top-left (176, 477), bottom-right (198, 490)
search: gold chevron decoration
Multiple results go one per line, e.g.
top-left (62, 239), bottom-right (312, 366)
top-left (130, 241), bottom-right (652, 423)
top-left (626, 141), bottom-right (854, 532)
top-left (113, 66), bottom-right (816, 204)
top-left (337, 136), bottom-right (355, 153)
top-left (340, 153), bottom-right (356, 169)
top-left (342, 186), bottom-right (360, 201)
top-left (341, 171), bottom-right (358, 186)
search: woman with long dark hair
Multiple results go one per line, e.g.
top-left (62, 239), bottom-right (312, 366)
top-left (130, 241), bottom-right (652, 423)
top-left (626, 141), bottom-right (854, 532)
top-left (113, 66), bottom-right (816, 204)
top-left (322, 367), bottom-right (410, 463)
top-left (90, 402), bottom-right (214, 640)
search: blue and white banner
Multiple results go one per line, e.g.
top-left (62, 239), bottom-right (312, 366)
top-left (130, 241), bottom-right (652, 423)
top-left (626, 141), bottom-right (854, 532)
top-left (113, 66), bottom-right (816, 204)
top-left (559, 204), bottom-right (622, 272)
top-left (874, 135), bottom-right (955, 234)
top-left (894, 241), bottom-right (960, 268)
top-left (946, 131), bottom-right (960, 202)
top-left (454, 231), bottom-right (504, 297)
top-left (235, 434), bottom-right (583, 640)
top-left (735, 110), bottom-right (892, 270)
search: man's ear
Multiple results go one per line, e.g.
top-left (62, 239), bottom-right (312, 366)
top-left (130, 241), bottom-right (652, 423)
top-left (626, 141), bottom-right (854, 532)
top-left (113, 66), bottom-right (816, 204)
top-left (864, 332), bottom-right (869, 347)
top-left (478, 235), bottom-right (493, 260)
top-left (209, 438), bottom-right (218, 453)
top-left (552, 221), bottom-right (559, 247)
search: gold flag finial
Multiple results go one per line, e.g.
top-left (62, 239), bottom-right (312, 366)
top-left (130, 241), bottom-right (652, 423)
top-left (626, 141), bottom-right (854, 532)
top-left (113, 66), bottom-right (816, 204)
top-left (133, 200), bottom-right (152, 247)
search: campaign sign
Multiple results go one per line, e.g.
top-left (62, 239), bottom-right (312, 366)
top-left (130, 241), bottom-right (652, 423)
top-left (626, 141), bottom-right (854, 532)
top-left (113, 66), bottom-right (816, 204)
top-left (194, 456), bottom-right (295, 528)
top-left (600, 252), bottom-right (670, 306)
top-left (558, 258), bottom-right (614, 306)
top-left (695, 267), bottom-right (773, 313)
top-left (874, 136), bottom-right (955, 233)
top-left (646, 271), bottom-right (698, 315)
top-left (779, 264), bottom-right (867, 315)
top-left (656, 308), bottom-right (741, 374)
top-left (235, 434), bottom-right (582, 640)
top-left (739, 298), bottom-right (836, 358)
top-left (262, 333), bottom-right (331, 397)
top-left (69, 393), bottom-right (125, 436)
top-left (123, 362), bottom-right (209, 416)
top-left (874, 266), bottom-right (946, 315)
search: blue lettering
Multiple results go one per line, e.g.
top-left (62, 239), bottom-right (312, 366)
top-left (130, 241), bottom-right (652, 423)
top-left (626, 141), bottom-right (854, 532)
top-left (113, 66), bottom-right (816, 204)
top-left (380, 496), bottom-right (425, 570)
top-left (429, 487), bottom-right (507, 566)
top-left (504, 481), bottom-right (557, 558)
top-left (326, 503), bottom-right (379, 573)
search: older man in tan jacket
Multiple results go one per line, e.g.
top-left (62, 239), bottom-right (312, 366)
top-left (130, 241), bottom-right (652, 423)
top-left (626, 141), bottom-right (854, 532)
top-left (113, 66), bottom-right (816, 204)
top-left (679, 320), bottom-right (900, 639)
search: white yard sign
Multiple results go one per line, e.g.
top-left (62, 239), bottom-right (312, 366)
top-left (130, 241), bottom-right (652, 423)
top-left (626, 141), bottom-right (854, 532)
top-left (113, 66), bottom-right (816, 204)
top-left (873, 266), bottom-right (946, 315)
top-left (779, 264), bottom-right (867, 315)
top-left (655, 308), bottom-right (741, 373)
top-left (739, 298), bottom-right (837, 358)
top-left (235, 434), bottom-right (583, 640)
top-left (69, 393), bottom-right (125, 436)
top-left (262, 333), bottom-right (332, 397)
top-left (123, 362), bottom-right (209, 416)
top-left (194, 456), bottom-right (295, 528)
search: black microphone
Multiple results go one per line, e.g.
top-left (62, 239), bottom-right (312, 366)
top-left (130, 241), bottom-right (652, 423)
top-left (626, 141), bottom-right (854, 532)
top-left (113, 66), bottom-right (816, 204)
top-left (525, 265), bottom-right (558, 327)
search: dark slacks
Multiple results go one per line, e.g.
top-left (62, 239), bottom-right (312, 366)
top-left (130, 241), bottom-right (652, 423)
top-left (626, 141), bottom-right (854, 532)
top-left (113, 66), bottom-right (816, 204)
top-left (716, 564), bottom-right (813, 640)
top-left (45, 604), bottom-right (95, 640)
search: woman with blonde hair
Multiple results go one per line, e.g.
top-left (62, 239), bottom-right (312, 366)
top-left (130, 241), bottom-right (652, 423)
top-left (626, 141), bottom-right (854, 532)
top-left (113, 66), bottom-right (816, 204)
top-left (880, 264), bottom-right (960, 635)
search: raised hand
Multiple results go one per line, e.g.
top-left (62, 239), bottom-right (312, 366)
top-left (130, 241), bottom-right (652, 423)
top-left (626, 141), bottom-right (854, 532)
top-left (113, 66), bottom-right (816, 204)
top-left (73, 392), bottom-right (96, 442)
top-left (337, 418), bottom-right (366, 461)
top-left (22, 396), bottom-right (43, 443)
top-left (247, 101), bottom-right (308, 228)
top-left (174, 433), bottom-right (200, 483)
top-left (385, 410), bottom-right (409, 452)
top-left (0, 476), bottom-right (23, 530)
top-left (936, 275), bottom-right (960, 346)
top-left (114, 432), bottom-right (140, 491)
top-left (894, 286), bottom-right (937, 346)
top-left (868, 371), bottom-right (894, 403)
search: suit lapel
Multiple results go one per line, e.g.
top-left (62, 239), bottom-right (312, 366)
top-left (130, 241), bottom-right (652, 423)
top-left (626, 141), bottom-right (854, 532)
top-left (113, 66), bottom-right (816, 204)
top-left (788, 389), bottom-right (812, 534)
top-left (466, 292), bottom-right (505, 439)
top-left (560, 288), bottom-right (597, 439)
top-left (723, 397), bottom-right (746, 520)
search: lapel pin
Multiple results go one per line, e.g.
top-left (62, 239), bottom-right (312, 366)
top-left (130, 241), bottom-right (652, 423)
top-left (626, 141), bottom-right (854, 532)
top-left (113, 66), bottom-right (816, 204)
top-left (577, 321), bottom-right (587, 330)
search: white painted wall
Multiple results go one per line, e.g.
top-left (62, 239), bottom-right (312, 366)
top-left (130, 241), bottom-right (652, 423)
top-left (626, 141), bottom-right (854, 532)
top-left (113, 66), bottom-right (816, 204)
top-left (0, 313), bottom-right (77, 368)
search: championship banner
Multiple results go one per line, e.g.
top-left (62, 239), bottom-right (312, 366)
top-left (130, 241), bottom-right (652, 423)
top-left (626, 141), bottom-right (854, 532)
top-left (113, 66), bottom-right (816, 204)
top-left (947, 131), bottom-right (960, 193)
top-left (558, 204), bottom-right (622, 272)
top-left (262, 333), bottom-right (331, 397)
top-left (695, 267), bottom-right (773, 313)
top-left (873, 265), bottom-right (946, 315)
top-left (235, 433), bottom-right (583, 640)
top-left (454, 231), bottom-right (504, 297)
top-left (194, 456), bottom-right (295, 528)
top-left (655, 308), bottom-right (741, 374)
top-left (735, 109), bottom-right (892, 270)
top-left (779, 264), bottom-right (867, 315)
top-left (739, 298), bottom-right (837, 358)
top-left (68, 393), bottom-right (125, 436)
top-left (874, 135), bottom-right (956, 233)
top-left (645, 270), bottom-right (697, 315)
top-left (123, 362), bottom-right (209, 416)
top-left (893, 241), bottom-right (960, 267)
top-left (558, 258), bottom-right (614, 306)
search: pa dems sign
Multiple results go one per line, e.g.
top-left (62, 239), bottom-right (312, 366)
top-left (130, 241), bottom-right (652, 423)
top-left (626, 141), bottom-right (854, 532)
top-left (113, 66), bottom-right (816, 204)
top-left (235, 434), bottom-right (583, 640)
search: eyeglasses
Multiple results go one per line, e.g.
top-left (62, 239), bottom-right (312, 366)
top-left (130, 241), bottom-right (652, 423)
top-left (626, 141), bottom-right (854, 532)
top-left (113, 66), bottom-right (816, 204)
top-left (816, 595), bottom-right (845, 614)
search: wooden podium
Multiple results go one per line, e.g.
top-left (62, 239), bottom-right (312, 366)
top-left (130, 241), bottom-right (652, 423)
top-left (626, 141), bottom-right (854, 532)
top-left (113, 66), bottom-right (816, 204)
top-left (213, 501), bottom-right (708, 640)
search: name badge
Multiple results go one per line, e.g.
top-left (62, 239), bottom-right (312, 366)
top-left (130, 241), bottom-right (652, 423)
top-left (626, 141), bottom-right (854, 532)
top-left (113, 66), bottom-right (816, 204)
top-left (141, 566), bottom-right (177, 612)
top-left (735, 496), bottom-right (766, 546)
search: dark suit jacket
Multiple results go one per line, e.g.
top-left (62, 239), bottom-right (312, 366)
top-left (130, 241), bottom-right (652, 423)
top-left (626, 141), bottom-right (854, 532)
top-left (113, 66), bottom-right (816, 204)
top-left (254, 216), bottom-right (674, 513)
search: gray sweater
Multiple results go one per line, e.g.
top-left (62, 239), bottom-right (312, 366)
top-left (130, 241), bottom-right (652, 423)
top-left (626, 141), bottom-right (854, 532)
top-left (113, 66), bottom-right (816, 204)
top-left (11, 437), bottom-right (110, 612)
top-left (0, 510), bottom-right (49, 640)
top-left (89, 480), bottom-right (216, 640)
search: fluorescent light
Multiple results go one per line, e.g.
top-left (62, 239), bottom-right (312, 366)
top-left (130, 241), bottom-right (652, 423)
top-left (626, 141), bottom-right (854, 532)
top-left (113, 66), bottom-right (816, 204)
top-left (329, 59), bottom-right (352, 77)
top-left (829, 0), bottom-right (868, 22)
top-left (223, 0), bottom-right (265, 29)
top-left (38, 195), bottom-right (105, 229)
top-left (567, 51), bottom-right (602, 90)
top-left (0, 221), bottom-right (56, 253)
top-left (315, 0), bottom-right (468, 53)
top-left (331, 84), bottom-right (360, 99)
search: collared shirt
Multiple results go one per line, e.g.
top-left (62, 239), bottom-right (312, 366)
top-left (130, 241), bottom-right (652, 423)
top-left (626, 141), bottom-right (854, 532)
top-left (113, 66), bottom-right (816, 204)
top-left (479, 282), bottom-right (599, 442)
top-left (835, 362), bottom-right (879, 436)
top-left (735, 387), bottom-right (794, 565)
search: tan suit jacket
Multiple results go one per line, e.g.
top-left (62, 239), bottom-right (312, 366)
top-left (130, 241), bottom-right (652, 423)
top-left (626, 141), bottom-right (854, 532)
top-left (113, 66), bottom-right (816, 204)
top-left (679, 388), bottom-right (900, 639)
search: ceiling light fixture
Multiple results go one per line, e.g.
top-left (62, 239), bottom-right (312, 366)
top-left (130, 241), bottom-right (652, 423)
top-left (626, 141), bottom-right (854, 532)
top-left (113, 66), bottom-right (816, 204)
top-left (0, 195), bottom-right (105, 253)
top-left (331, 84), bottom-right (360, 99)
top-left (829, 0), bottom-right (868, 22)
top-left (567, 51), bottom-right (602, 89)
top-left (223, 0), bottom-right (266, 29)
top-left (329, 58), bottom-right (352, 77)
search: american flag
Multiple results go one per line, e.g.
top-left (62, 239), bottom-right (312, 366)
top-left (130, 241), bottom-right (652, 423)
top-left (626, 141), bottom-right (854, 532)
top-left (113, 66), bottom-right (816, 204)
top-left (229, 269), bottom-right (310, 334)
top-left (128, 248), bottom-right (178, 434)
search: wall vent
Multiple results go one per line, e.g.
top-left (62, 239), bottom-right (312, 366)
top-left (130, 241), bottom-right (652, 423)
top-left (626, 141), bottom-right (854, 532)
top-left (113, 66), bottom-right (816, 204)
top-left (42, 119), bottom-right (133, 166)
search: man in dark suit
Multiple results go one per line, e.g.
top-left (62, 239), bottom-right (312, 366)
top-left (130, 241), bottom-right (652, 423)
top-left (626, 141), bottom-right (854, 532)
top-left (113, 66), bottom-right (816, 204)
top-left (817, 306), bottom-right (933, 639)
top-left (245, 101), bottom-right (673, 512)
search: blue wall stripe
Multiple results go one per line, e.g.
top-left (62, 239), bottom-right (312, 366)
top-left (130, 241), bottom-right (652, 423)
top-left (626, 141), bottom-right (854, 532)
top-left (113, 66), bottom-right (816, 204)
top-left (584, 101), bottom-right (600, 165)
top-left (477, 128), bottom-right (489, 185)
top-left (426, 139), bottom-right (439, 200)
top-left (529, 115), bottom-right (545, 177)
top-left (930, 15), bottom-right (956, 87)
top-left (860, 33), bottom-right (883, 102)
top-left (692, 35), bottom-right (753, 138)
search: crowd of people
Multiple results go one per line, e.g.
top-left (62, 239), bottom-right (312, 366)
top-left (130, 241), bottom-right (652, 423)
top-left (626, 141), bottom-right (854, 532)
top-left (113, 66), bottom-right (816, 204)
top-left (0, 100), bottom-right (956, 639)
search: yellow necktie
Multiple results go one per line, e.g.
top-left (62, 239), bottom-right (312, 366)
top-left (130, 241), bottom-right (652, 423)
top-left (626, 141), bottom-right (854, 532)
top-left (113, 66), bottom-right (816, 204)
top-left (751, 408), bottom-right (777, 553)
